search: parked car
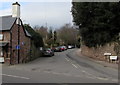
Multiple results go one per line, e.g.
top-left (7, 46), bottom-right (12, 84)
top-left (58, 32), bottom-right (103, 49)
top-left (54, 46), bottom-right (63, 52)
top-left (68, 45), bottom-right (74, 49)
top-left (61, 46), bottom-right (67, 50)
top-left (60, 46), bottom-right (65, 51)
top-left (43, 48), bottom-right (54, 57)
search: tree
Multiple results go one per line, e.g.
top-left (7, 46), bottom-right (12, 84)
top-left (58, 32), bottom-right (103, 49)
top-left (34, 26), bottom-right (48, 46)
top-left (71, 2), bottom-right (120, 47)
top-left (34, 26), bottom-right (48, 39)
top-left (48, 28), bottom-right (53, 39)
top-left (24, 24), bottom-right (44, 47)
top-left (53, 31), bottom-right (57, 43)
top-left (46, 28), bottom-right (54, 47)
top-left (57, 24), bottom-right (78, 45)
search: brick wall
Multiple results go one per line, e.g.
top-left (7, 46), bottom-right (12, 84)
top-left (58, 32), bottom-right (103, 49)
top-left (11, 20), bottom-right (31, 64)
top-left (19, 25), bottom-right (31, 63)
top-left (81, 43), bottom-right (117, 61)
top-left (11, 23), bottom-right (19, 64)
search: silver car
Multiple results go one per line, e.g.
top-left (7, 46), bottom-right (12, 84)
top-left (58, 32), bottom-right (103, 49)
top-left (43, 48), bottom-right (54, 57)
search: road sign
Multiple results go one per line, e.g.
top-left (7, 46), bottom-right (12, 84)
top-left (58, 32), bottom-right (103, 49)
top-left (16, 45), bottom-right (20, 50)
top-left (110, 56), bottom-right (118, 60)
top-left (104, 53), bottom-right (111, 56)
top-left (0, 57), bottom-right (4, 63)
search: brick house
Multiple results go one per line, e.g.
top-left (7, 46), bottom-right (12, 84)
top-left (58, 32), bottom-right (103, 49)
top-left (0, 2), bottom-right (31, 64)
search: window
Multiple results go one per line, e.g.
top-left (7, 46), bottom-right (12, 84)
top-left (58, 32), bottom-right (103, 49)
top-left (0, 34), bottom-right (3, 40)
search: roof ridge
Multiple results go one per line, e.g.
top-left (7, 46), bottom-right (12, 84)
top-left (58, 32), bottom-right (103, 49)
top-left (0, 15), bottom-right (12, 18)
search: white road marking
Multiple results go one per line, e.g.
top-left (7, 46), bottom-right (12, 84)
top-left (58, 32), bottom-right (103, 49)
top-left (52, 72), bottom-right (61, 75)
top-left (65, 57), bottom-right (112, 81)
top-left (96, 77), bottom-right (109, 81)
top-left (82, 70), bottom-right (91, 75)
top-left (72, 64), bottom-right (78, 68)
top-left (1, 74), bottom-right (30, 80)
top-left (65, 58), bottom-right (70, 61)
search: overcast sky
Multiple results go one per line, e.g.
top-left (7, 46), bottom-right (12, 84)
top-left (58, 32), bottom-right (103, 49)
top-left (0, 1), bottom-right (73, 29)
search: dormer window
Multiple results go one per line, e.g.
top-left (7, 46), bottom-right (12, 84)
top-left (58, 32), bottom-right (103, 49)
top-left (0, 34), bottom-right (3, 40)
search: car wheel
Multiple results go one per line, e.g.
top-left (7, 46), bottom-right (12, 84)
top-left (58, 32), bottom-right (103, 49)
top-left (50, 54), bottom-right (52, 57)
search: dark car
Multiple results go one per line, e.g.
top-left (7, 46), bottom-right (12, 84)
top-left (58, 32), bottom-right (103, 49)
top-left (43, 48), bottom-right (54, 57)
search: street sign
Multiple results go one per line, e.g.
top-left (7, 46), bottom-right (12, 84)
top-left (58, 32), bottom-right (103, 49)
top-left (104, 53), bottom-right (111, 56)
top-left (110, 56), bottom-right (118, 60)
top-left (0, 57), bottom-right (4, 63)
top-left (16, 45), bottom-right (20, 50)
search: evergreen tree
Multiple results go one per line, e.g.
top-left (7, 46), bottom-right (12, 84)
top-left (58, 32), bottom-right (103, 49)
top-left (72, 2), bottom-right (120, 47)
top-left (24, 24), bottom-right (44, 47)
top-left (48, 29), bottom-right (53, 39)
top-left (53, 31), bottom-right (57, 43)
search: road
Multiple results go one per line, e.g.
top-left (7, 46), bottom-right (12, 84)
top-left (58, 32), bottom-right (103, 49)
top-left (1, 48), bottom-right (118, 84)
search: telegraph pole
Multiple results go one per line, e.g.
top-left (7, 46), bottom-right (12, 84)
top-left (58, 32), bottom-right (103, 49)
top-left (17, 18), bottom-right (20, 64)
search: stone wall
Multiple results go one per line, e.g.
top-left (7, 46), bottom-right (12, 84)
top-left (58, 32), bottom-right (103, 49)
top-left (81, 43), bottom-right (118, 61)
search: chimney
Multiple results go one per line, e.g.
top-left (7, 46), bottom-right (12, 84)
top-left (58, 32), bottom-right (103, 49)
top-left (12, 2), bottom-right (20, 18)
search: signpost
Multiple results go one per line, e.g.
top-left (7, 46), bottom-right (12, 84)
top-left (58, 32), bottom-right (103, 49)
top-left (110, 56), bottom-right (118, 60)
top-left (104, 53), bottom-right (111, 56)
top-left (16, 45), bottom-right (20, 50)
top-left (104, 53), bottom-right (111, 62)
top-left (0, 57), bottom-right (4, 63)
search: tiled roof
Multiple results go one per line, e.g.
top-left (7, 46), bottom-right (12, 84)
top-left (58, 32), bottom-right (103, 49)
top-left (0, 15), bottom-right (16, 31)
top-left (0, 15), bottom-right (31, 37)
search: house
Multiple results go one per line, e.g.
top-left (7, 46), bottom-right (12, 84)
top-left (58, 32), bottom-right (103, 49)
top-left (0, 2), bottom-right (31, 64)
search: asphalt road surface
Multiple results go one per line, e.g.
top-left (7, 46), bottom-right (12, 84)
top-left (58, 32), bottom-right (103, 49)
top-left (1, 49), bottom-right (118, 84)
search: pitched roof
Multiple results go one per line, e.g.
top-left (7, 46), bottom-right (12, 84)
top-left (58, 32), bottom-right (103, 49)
top-left (25, 29), bottom-right (31, 37)
top-left (0, 15), bottom-right (31, 37)
top-left (0, 15), bottom-right (16, 31)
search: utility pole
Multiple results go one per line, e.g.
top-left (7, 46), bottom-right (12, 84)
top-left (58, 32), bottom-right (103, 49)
top-left (17, 18), bottom-right (20, 64)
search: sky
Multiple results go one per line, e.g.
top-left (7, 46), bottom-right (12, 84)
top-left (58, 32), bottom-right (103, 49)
top-left (0, 1), bottom-right (73, 29)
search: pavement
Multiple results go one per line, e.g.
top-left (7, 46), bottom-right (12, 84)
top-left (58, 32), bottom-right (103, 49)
top-left (69, 48), bottom-right (118, 69)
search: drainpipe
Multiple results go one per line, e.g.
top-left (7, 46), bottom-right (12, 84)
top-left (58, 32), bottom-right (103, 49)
top-left (17, 18), bottom-right (20, 64)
